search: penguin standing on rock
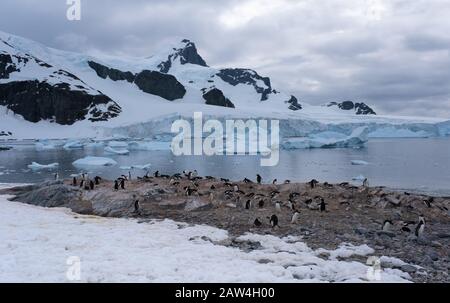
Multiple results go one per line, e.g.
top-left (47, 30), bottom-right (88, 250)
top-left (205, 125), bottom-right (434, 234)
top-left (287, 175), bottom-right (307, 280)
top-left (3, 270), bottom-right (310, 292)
top-left (272, 179), bottom-right (277, 185)
top-left (415, 215), bottom-right (426, 238)
top-left (269, 215), bottom-right (279, 228)
top-left (89, 180), bottom-right (95, 190)
top-left (54, 173), bottom-right (59, 181)
top-left (134, 200), bottom-right (140, 214)
top-left (72, 177), bottom-right (77, 186)
top-left (309, 179), bottom-right (319, 189)
top-left (319, 198), bottom-right (326, 212)
top-left (120, 179), bottom-right (125, 190)
top-left (245, 200), bottom-right (252, 210)
top-left (94, 176), bottom-right (102, 185)
top-left (291, 211), bottom-right (300, 224)
top-left (79, 180), bottom-right (85, 189)
top-left (256, 174), bottom-right (262, 184)
top-left (382, 220), bottom-right (393, 232)
top-left (363, 178), bottom-right (369, 187)
top-left (114, 180), bottom-right (119, 190)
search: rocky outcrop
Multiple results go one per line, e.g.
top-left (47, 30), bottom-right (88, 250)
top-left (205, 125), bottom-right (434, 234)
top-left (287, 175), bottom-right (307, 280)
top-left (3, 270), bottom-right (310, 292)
top-left (202, 88), bottom-right (235, 108)
top-left (0, 80), bottom-right (121, 125)
top-left (134, 70), bottom-right (186, 101)
top-left (88, 61), bottom-right (135, 83)
top-left (0, 53), bottom-right (19, 78)
top-left (286, 95), bottom-right (302, 111)
top-left (0, 130), bottom-right (12, 137)
top-left (328, 101), bottom-right (376, 115)
top-left (217, 68), bottom-right (273, 101)
top-left (157, 39), bottom-right (208, 73)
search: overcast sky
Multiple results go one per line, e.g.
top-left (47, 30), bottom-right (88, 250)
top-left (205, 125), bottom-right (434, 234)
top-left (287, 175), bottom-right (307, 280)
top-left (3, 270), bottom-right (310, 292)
top-left (1, 0), bottom-right (449, 117)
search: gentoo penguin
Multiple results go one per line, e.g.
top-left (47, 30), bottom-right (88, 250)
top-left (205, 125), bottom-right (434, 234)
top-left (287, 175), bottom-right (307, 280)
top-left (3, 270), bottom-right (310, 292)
top-left (72, 177), bottom-right (77, 186)
top-left (243, 178), bottom-right (253, 183)
top-left (254, 218), bottom-right (262, 227)
top-left (134, 200), bottom-right (140, 214)
top-left (423, 197), bottom-right (433, 208)
top-left (256, 174), bottom-right (262, 184)
top-left (287, 201), bottom-right (294, 211)
top-left (245, 200), bottom-right (252, 210)
top-left (120, 179), bottom-right (125, 190)
top-left (269, 215), bottom-right (279, 228)
top-left (54, 173), bottom-right (59, 180)
top-left (154, 171), bottom-right (160, 178)
top-left (114, 180), bottom-right (119, 190)
top-left (401, 222), bottom-right (412, 233)
top-left (284, 180), bottom-right (291, 184)
top-left (415, 216), bottom-right (426, 238)
top-left (382, 220), bottom-right (393, 232)
top-left (319, 198), bottom-right (326, 212)
top-left (272, 179), bottom-right (277, 185)
top-left (192, 170), bottom-right (198, 178)
top-left (79, 180), bottom-right (85, 188)
top-left (94, 176), bottom-right (102, 185)
top-left (363, 178), bottom-right (369, 187)
top-left (258, 199), bottom-right (265, 208)
top-left (275, 202), bottom-right (281, 212)
top-left (291, 211), bottom-right (300, 224)
top-left (89, 180), bottom-right (95, 190)
top-left (309, 179), bottom-right (319, 189)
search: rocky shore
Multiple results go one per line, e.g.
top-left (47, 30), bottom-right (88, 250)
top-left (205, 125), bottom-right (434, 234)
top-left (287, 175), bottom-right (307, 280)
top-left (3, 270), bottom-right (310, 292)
top-left (1, 175), bottom-right (449, 283)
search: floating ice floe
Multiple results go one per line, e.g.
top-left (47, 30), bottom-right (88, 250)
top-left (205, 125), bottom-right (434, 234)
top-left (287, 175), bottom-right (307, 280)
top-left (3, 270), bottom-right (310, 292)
top-left (351, 160), bottom-right (369, 166)
top-left (282, 127), bottom-right (369, 150)
top-left (27, 162), bottom-right (59, 171)
top-left (352, 175), bottom-right (366, 181)
top-left (84, 141), bottom-right (105, 148)
top-left (108, 141), bottom-right (129, 148)
top-left (128, 141), bottom-right (171, 151)
top-left (104, 146), bottom-right (130, 155)
top-left (63, 141), bottom-right (84, 149)
top-left (72, 156), bottom-right (117, 167)
top-left (35, 142), bottom-right (56, 151)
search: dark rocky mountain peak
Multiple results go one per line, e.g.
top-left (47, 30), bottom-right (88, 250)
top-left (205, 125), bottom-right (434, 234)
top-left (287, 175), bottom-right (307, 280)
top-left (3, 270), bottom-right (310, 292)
top-left (158, 39), bottom-right (208, 73)
top-left (327, 101), bottom-right (376, 115)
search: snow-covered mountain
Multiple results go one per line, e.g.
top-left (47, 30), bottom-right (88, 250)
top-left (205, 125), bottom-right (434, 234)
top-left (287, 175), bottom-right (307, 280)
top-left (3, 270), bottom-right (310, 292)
top-left (0, 30), bottom-right (449, 140)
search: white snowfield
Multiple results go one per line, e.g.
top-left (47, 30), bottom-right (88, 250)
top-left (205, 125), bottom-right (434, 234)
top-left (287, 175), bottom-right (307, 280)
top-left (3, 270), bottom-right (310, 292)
top-left (0, 186), bottom-right (412, 283)
top-left (0, 30), bottom-right (449, 142)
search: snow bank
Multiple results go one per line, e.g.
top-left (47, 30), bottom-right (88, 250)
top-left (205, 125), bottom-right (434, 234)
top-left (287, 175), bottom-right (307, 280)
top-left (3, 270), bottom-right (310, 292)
top-left (27, 162), bottom-right (59, 171)
top-left (72, 156), bottom-right (117, 167)
top-left (104, 146), bottom-right (130, 155)
top-left (282, 127), bottom-right (369, 149)
top-left (0, 189), bottom-right (411, 283)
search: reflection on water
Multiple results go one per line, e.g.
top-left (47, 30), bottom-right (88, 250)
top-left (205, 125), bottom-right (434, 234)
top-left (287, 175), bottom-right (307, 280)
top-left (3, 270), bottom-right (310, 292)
top-left (1, 138), bottom-right (449, 196)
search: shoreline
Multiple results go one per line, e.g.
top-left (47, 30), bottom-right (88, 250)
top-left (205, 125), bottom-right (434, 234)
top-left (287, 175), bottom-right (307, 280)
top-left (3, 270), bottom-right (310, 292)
top-left (1, 175), bottom-right (449, 283)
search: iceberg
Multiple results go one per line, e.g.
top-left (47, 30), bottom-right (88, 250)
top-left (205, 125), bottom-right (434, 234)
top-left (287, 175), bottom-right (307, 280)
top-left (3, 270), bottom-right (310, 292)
top-left (368, 127), bottom-right (431, 138)
top-left (282, 127), bottom-right (369, 150)
top-left (84, 141), bottom-right (105, 148)
top-left (63, 141), bottom-right (84, 149)
top-left (35, 142), bottom-right (56, 151)
top-left (28, 162), bottom-right (59, 171)
top-left (104, 146), bottom-right (130, 155)
top-left (108, 141), bottom-right (129, 148)
top-left (128, 141), bottom-right (171, 151)
top-left (351, 160), bottom-right (369, 166)
top-left (73, 156), bottom-right (117, 167)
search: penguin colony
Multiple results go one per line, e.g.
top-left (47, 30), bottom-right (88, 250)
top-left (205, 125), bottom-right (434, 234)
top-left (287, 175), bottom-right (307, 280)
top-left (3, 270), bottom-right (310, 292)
top-left (65, 171), bottom-right (434, 239)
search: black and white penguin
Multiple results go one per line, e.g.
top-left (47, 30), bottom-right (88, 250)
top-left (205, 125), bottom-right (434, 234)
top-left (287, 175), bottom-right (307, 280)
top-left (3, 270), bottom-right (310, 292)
top-left (114, 180), bottom-right (119, 190)
top-left (272, 179), bottom-right (277, 185)
top-left (134, 200), bottom-right (140, 214)
top-left (254, 218), bottom-right (262, 227)
top-left (291, 211), bottom-right (300, 224)
top-left (245, 200), bottom-right (252, 210)
top-left (256, 174), bottom-right (262, 184)
top-left (120, 179), bottom-right (125, 190)
top-left (319, 198), bottom-right (326, 212)
top-left (269, 215), bottom-right (279, 228)
top-left (363, 178), bottom-right (369, 187)
top-left (89, 180), bottom-right (95, 190)
top-left (94, 176), bottom-right (102, 185)
top-left (79, 180), bottom-right (85, 189)
top-left (154, 171), bottom-right (160, 178)
top-left (423, 197), bottom-right (433, 208)
top-left (243, 178), bottom-right (253, 183)
top-left (382, 220), bottom-right (393, 232)
top-left (128, 171), bottom-right (132, 181)
top-left (275, 201), bottom-right (281, 212)
top-left (309, 179), bottom-right (319, 189)
top-left (284, 180), bottom-right (291, 184)
top-left (72, 177), bottom-right (77, 186)
top-left (54, 173), bottom-right (59, 181)
top-left (415, 216), bottom-right (426, 238)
